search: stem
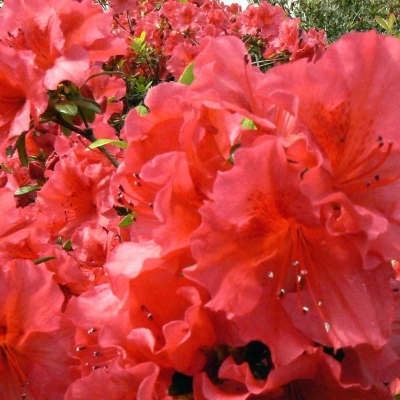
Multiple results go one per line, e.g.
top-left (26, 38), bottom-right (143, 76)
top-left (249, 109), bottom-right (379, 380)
top-left (81, 71), bottom-right (125, 88)
top-left (127, 10), bottom-right (135, 34)
top-left (113, 15), bottom-right (127, 31)
top-left (55, 118), bottom-right (120, 168)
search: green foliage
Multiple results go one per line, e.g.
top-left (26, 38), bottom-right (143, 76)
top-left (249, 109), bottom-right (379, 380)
top-left (118, 213), bottom-right (137, 227)
top-left (86, 138), bottom-right (128, 150)
top-left (32, 256), bottom-right (57, 265)
top-left (41, 80), bottom-right (102, 135)
top-left (178, 62), bottom-right (195, 85)
top-left (14, 185), bottom-right (40, 196)
top-left (265, 0), bottom-right (400, 42)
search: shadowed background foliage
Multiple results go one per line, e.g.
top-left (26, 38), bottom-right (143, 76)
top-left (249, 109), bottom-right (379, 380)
top-left (263, 0), bottom-right (400, 41)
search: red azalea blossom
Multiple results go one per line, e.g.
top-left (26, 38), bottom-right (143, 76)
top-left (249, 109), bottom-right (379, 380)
top-left (0, 0), bottom-right (126, 89)
top-left (257, 31), bottom-right (400, 268)
top-left (0, 47), bottom-right (47, 147)
top-left (100, 267), bottom-right (216, 375)
top-left (0, 260), bottom-right (77, 399)
top-left (36, 152), bottom-right (115, 237)
top-left (0, 0), bottom-right (398, 396)
top-left (187, 137), bottom-right (394, 356)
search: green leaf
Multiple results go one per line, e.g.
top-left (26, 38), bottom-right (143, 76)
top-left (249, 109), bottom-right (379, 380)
top-left (136, 105), bottom-right (149, 116)
top-left (55, 100), bottom-right (78, 116)
top-left (16, 133), bottom-right (28, 167)
top-left (131, 31), bottom-right (147, 52)
top-left (62, 239), bottom-right (73, 251)
top-left (14, 185), bottom-right (40, 196)
top-left (86, 138), bottom-right (128, 150)
top-left (75, 99), bottom-right (102, 114)
top-left (394, 395), bottom-right (400, 400)
top-left (375, 16), bottom-right (389, 31)
top-left (178, 62), bottom-right (195, 85)
top-left (388, 13), bottom-right (396, 30)
top-left (61, 125), bottom-right (72, 137)
top-left (33, 256), bottom-right (57, 265)
top-left (119, 214), bottom-right (136, 227)
top-left (241, 117), bottom-right (257, 130)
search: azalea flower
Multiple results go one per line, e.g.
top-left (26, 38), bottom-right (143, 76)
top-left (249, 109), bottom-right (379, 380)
top-left (255, 31), bottom-right (400, 268)
top-left (187, 137), bottom-right (395, 359)
top-left (0, 47), bottom-right (47, 148)
top-left (0, 0), bottom-right (126, 89)
top-left (0, 260), bottom-right (77, 399)
top-left (36, 151), bottom-right (115, 237)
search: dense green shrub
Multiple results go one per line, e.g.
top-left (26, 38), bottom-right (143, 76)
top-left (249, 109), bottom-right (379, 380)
top-left (265, 0), bottom-right (400, 41)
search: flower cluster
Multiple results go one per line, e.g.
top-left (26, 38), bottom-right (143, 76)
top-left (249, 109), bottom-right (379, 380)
top-left (108, 0), bottom-right (326, 107)
top-left (1, 0), bottom-right (400, 399)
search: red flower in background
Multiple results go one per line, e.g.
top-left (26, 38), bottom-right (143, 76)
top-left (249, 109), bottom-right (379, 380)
top-left (0, 260), bottom-right (77, 399)
top-left (0, 47), bottom-right (47, 148)
top-left (0, 0), bottom-right (126, 89)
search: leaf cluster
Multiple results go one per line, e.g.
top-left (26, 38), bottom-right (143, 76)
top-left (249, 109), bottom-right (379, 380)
top-left (41, 81), bottom-right (102, 137)
top-left (265, 0), bottom-right (400, 42)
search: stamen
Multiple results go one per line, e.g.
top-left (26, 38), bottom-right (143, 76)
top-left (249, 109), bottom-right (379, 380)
top-left (336, 140), bottom-right (396, 191)
top-left (141, 305), bottom-right (153, 320)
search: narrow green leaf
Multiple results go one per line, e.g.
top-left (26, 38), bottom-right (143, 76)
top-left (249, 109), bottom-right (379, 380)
top-left (55, 100), bottom-right (78, 116)
top-left (375, 16), bottom-right (389, 31)
top-left (119, 214), bottom-right (135, 227)
top-left (33, 256), bottom-right (57, 265)
top-left (394, 394), bottom-right (400, 400)
top-left (63, 239), bottom-right (73, 251)
top-left (388, 13), bottom-right (396, 30)
top-left (14, 185), bottom-right (40, 196)
top-left (16, 133), bottom-right (28, 167)
top-left (178, 62), bottom-right (195, 85)
top-left (86, 139), bottom-right (128, 150)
